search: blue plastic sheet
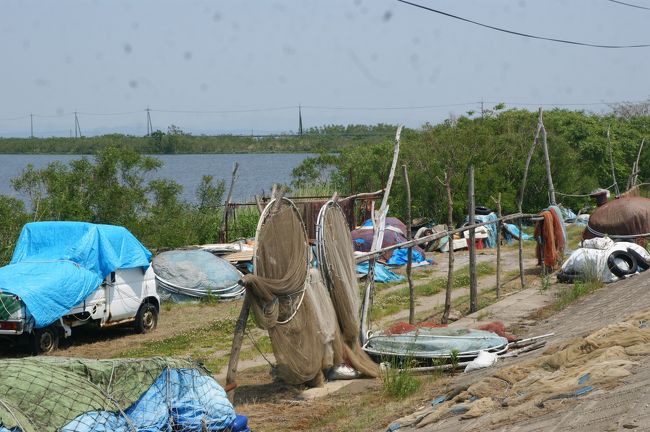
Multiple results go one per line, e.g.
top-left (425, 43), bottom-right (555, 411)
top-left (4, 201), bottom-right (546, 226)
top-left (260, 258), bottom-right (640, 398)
top-left (0, 222), bottom-right (152, 328)
top-left (356, 262), bottom-right (404, 283)
top-left (60, 368), bottom-right (236, 432)
top-left (464, 213), bottom-right (498, 248)
top-left (503, 223), bottom-right (533, 244)
top-left (386, 248), bottom-right (426, 266)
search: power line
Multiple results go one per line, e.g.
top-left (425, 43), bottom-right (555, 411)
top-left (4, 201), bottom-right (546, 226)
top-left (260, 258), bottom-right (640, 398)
top-left (150, 106), bottom-right (296, 114)
top-left (606, 0), bottom-right (650, 11)
top-left (395, 0), bottom-right (650, 48)
top-left (77, 110), bottom-right (143, 117)
top-left (302, 102), bottom-right (478, 111)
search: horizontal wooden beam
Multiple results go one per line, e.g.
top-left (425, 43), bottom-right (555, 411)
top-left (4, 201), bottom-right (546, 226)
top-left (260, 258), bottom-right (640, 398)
top-left (355, 212), bottom-right (537, 263)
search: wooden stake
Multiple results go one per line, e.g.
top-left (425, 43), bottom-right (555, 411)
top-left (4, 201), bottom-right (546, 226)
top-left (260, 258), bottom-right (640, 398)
top-left (517, 108), bottom-right (543, 289)
top-left (493, 193), bottom-right (502, 299)
top-left (360, 125), bottom-right (403, 342)
top-left (540, 110), bottom-right (556, 206)
top-left (219, 162), bottom-right (239, 242)
top-left (468, 165), bottom-right (477, 313)
top-left (225, 294), bottom-right (250, 402)
top-left (607, 126), bottom-right (620, 197)
top-left (402, 164), bottom-right (414, 325)
top-left (225, 192), bottom-right (265, 402)
top-left (442, 166), bottom-right (454, 324)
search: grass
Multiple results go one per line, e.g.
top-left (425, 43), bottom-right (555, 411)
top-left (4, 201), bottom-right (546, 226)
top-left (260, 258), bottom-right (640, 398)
top-left (370, 262), bottom-right (496, 321)
top-left (554, 280), bottom-right (603, 311)
top-left (113, 317), bottom-right (273, 374)
top-left (381, 359), bottom-right (421, 400)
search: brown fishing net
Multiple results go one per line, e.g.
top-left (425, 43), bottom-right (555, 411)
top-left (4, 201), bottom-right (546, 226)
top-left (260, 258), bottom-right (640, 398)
top-left (318, 201), bottom-right (379, 378)
top-left (242, 198), bottom-right (377, 386)
top-left (392, 309), bottom-right (650, 429)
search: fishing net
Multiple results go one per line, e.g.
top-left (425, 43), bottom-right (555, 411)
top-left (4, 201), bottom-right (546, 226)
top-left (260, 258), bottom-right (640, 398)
top-left (242, 198), bottom-right (377, 386)
top-left (316, 201), bottom-right (379, 378)
top-left (393, 308), bottom-right (650, 429)
top-left (0, 357), bottom-right (237, 432)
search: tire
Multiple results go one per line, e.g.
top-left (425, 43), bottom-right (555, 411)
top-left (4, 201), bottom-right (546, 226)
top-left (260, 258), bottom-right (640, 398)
top-left (607, 250), bottom-right (638, 278)
top-left (31, 325), bottom-right (60, 355)
top-left (627, 248), bottom-right (650, 272)
top-left (135, 302), bottom-right (158, 334)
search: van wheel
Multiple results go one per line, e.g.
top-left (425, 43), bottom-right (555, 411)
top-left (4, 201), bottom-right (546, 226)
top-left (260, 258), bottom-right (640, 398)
top-left (31, 325), bottom-right (60, 355)
top-left (135, 303), bottom-right (158, 334)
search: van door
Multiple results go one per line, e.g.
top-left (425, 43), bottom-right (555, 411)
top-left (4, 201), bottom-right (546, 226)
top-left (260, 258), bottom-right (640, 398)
top-left (106, 268), bottom-right (145, 322)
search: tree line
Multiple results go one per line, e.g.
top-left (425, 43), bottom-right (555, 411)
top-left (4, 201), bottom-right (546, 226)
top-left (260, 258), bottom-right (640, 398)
top-left (292, 105), bottom-right (650, 224)
top-left (0, 124), bottom-right (396, 154)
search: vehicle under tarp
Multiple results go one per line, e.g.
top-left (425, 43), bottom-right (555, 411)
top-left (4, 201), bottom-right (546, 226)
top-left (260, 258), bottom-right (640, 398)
top-left (0, 222), bottom-right (152, 328)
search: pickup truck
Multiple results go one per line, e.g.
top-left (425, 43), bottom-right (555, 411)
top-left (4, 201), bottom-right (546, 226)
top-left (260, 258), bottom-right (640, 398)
top-left (0, 221), bottom-right (160, 353)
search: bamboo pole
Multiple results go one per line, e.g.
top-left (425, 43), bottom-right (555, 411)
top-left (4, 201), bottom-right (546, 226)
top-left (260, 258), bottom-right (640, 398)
top-left (360, 125), bottom-right (403, 343)
top-left (355, 213), bottom-right (529, 263)
top-left (540, 110), bottom-right (556, 206)
top-left (517, 108), bottom-right (543, 289)
top-left (225, 294), bottom-right (250, 401)
top-left (219, 162), bottom-right (239, 242)
top-left (607, 126), bottom-right (620, 197)
top-left (468, 165), bottom-right (477, 313)
top-left (402, 164), bottom-right (414, 325)
top-left (442, 167), bottom-right (454, 324)
top-left (494, 193), bottom-right (502, 299)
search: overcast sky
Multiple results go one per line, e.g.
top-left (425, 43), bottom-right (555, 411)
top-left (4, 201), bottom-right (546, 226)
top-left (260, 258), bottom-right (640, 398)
top-left (1, 0), bottom-right (649, 137)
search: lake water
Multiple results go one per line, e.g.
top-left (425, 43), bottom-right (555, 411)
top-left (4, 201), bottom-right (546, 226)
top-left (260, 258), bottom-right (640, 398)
top-left (0, 153), bottom-right (315, 204)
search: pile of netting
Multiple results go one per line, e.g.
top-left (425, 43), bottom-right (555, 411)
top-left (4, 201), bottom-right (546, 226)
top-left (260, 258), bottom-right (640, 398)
top-left (392, 309), bottom-right (650, 429)
top-left (0, 357), bottom-right (241, 432)
top-left (242, 198), bottom-right (378, 386)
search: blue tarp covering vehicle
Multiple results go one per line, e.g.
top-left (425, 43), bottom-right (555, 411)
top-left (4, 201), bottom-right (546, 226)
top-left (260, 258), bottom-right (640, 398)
top-left (0, 222), bottom-right (152, 329)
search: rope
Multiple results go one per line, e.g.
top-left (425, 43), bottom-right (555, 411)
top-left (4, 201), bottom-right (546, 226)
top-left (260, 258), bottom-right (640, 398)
top-left (586, 223), bottom-right (650, 239)
top-left (246, 330), bottom-right (276, 368)
top-left (555, 183), bottom-right (616, 197)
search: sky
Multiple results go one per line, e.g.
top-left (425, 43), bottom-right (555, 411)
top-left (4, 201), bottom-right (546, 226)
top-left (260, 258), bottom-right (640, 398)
top-left (1, 0), bottom-right (649, 137)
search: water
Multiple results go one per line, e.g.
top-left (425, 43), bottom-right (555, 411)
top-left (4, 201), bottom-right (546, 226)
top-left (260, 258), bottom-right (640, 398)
top-left (0, 153), bottom-right (315, 204)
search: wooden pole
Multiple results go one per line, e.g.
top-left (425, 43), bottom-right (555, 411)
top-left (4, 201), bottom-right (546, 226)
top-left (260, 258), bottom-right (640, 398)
top-left (517, 108), bottom-right (543, 289)
top-left (225, 190), bottom-right (267, 402)
top-left (540, 110), bottom-right (556, 206)
top-left (442, 166), bottom-right (454, 324)
top-left (468, 165), bottom-right (477, 313)
top-left (607, 126), bottom-right (621, 197)
top-left (355, 212), bottom-right (527, 263)
top-left (225, 294), bottom-right (250, 402)
top-left (402, 165), bottom-right (415, 324)
top-left (494, 193), bottom-right (502, 299)
top-left (360, 125), bottom-right (403, 342)
top-left (219, 162), bottom-right (239, 242)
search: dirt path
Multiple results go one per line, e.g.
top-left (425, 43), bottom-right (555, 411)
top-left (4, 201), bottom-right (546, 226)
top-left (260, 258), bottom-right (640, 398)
top-left (377, 249), bottom-right (537, 326)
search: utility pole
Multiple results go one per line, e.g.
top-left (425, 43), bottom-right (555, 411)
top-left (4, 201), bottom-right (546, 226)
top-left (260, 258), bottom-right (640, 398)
top-left (74, 111), bottom-right (82, 138)
top-left (146, 107), bottom-right (153, 136)
top-left (298, 105), bottom-right (303, 135)
top-left (30, 113), bottom-right (34, 138)
top-left (480, 99), bottom-right (484, 120)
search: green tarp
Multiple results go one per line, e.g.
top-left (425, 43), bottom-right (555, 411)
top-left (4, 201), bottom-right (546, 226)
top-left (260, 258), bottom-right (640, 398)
top-left (0, 357), bottom-right (196, 432)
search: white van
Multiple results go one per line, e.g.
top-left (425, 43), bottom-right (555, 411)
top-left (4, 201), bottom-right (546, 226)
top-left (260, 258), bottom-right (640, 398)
top-left (0, 267), bottom-right (159, 353)
top-left (0, 221), bottom-right (160, 354)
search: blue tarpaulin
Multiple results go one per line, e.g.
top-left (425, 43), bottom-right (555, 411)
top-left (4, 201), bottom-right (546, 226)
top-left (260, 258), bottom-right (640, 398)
top-left (60, 368), bottom-right (237, 432)
top-left (356, 262), bottom-right (404, 283)
top-left (0, 222), bottom-right (152, 328)
top-left (503, 223), bottom-right (533, 244)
